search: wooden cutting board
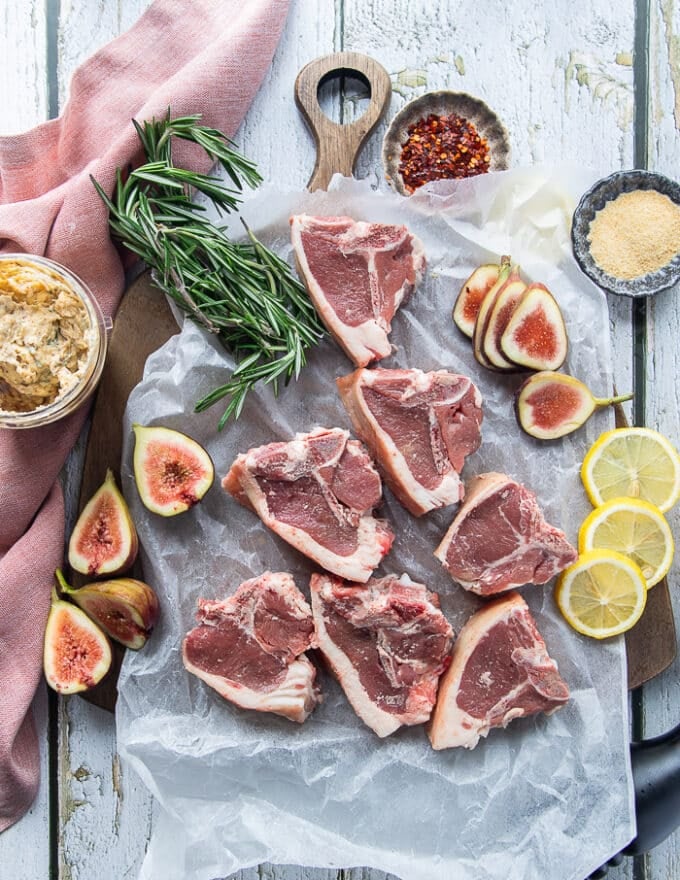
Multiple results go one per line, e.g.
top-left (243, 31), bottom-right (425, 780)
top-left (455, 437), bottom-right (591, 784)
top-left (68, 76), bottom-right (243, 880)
top-left (75, 51), bottom-right (675, 711)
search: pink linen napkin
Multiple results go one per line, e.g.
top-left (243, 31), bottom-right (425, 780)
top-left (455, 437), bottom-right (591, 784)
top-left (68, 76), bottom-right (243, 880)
top-left (0, 0), bottom-right (290, 832)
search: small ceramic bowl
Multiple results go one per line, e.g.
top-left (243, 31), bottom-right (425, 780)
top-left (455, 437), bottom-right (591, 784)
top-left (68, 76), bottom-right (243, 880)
top-left (382, 90), bottom-right (511, 196)
top-left (572, 169), bottom-right (680, 297)
top-left (0, 255), bottom-right (110, 429)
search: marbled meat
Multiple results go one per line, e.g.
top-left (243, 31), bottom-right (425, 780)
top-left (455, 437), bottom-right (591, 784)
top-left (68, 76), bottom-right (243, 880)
top-left (429, 591), bottom-right (569, 749)
top-left (434, 472), bottom-right (577, 595)
top-left (182, 571), bottom-right (321, 723)
top-left (290, 214), bottom-right (426, 367)
top-left (223, 427), bottom-right (394, 583)
top-left (310, 572), bottom-right (453, 737)
top-left (337, 367), bottom-right (483, 515)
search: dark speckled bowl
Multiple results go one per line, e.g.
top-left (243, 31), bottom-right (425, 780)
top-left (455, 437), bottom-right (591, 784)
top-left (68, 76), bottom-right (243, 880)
top-left (572, 169), bottom-right (680, 298)
top-left (382, 90), bottom-right (511, 196)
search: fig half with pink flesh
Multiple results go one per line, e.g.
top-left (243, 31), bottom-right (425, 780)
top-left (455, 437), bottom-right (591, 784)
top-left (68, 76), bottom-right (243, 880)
top-left (58, 569), bottom-right (160, 650)
top-left (482, 273), bottom-right (527, 370)
top-left (68, 468), bottom-right (138, 576)
top-left (516, 372), bottom-right (634, 440)
top-left (500, 283), bottom-right (568, 371)
top-left (453, 263), bottom-right (501, 338)
top-left (472, 256), bottom-right (512, 369)
top-left (133, 424), bottom-right (214, 516)
top-left (44, 577), bottom-right (112, 694)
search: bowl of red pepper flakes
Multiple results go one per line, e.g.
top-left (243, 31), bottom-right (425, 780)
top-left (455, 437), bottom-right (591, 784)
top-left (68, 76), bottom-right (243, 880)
top-left (382, 91), bottom-right (510, 195)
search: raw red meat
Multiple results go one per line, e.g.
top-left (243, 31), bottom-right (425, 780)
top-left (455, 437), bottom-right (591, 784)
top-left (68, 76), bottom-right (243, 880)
top-left (223, 427), bottom-right (394, 583)
top-left (429, 591), bottom-right (569, 749)
top-left (290, 214), bottom-right (426, 367)
top-left (337, 367), bottom-right (483, 516)
top-left (182, 571), bottom-right (321, 723)
top-left (310, 572), bottom-right (453, 737)
top-left (434, 472), bottom-right (577, 595)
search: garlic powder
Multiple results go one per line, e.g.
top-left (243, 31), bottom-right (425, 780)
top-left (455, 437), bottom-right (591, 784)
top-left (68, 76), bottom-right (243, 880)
top-left (587, 189), bottom-right (680, 280)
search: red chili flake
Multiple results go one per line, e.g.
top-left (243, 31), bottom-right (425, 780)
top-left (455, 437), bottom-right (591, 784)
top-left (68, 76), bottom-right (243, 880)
top-left (398, 112), bottom-right (490, 193)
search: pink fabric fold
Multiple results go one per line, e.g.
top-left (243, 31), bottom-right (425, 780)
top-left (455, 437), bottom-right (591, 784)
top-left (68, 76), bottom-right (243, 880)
top-left (0, 0), bottom-right (290, 832)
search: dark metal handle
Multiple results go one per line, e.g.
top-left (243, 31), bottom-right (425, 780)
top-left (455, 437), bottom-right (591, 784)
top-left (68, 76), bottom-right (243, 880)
top-left (590, 721), bottom-right (680, 877)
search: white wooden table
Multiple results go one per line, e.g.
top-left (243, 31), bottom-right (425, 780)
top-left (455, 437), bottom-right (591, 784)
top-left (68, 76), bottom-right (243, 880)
top-left (2, 2), bottom-right (679, 878)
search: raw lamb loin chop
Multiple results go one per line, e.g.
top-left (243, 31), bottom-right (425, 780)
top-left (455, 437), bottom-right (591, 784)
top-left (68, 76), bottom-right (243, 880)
top-left (223, 427), bottom-right (394, 583)
top-left (290, 214), bottom-right (426, 367)
top-left (337, 367), bottom-right (483, 516)
top-left (182, 572), bottom-right (321, 723)
top-left (429, 591), bottom-right (569, 749)
top-left (434, 472), bottom-right (577, 595)
top-left (310, 572), bottom-right (453, 737)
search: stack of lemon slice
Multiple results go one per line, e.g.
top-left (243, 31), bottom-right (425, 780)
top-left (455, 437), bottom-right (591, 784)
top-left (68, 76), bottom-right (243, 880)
top-left (556, 427), bottom-right (680, 639)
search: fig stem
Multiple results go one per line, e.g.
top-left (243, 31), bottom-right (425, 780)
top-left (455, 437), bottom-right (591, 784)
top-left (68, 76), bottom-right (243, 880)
top-left (593, 391), bottom-right (635, 407)
top-left (54, 568), bottom-right (72, 596)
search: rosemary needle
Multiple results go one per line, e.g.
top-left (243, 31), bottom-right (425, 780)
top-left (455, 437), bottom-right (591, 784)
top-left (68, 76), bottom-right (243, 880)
top-left (92, 112), bottom-right (324, 430)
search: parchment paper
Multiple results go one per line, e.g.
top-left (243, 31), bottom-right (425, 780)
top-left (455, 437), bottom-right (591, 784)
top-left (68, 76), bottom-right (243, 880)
top-left (116, 168), bottom-right (635, 880)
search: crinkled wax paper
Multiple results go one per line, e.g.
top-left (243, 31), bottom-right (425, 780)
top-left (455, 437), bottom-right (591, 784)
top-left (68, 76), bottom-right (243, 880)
top-left (116, 168), bottom-right (635, 880)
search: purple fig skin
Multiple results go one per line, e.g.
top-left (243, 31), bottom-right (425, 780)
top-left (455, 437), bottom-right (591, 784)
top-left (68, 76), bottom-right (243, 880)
top-left (68, 468), bottom-right (139, 576)
top-left (453, 263), bottom-right (501, 338)
top-left (60, 571), bottom-right (160, 650)
top-left (472, 256), bottom-right (512, 370)
top-left (44, 579), bottom-right (112, 694)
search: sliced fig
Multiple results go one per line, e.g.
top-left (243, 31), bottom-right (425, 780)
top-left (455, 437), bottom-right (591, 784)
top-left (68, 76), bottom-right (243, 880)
top-left (58, 569), bottom-right (160, 650)
top-left (44, 575), bottom-right (112, 694)
top-left (453, 263), bottom-right (501, 338)
top-left (68, 468), bottom-right (138, 576)
top-left (482, 275), bottom-right (528, 370)
top-left (472, 256), bottom-right (512, 369)
top-left (499, 283), bottom-right (568, 371)
top-left (516, 372), bottom-right (634, 440)
top-left (133, 424), bottom-right (214, 516)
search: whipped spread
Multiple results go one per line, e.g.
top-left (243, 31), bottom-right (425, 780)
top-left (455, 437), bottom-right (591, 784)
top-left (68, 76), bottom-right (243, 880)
top-left (0, 258), bottom-right (97, 413)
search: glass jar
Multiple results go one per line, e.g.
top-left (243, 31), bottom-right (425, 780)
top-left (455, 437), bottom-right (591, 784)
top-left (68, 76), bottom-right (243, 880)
top-left (0, 254), bottom-right (111, 429)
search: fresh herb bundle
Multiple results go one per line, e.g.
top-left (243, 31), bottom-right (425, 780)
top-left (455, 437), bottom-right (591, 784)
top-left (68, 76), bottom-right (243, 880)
top-left (92, 113), bottom-right (324, 429)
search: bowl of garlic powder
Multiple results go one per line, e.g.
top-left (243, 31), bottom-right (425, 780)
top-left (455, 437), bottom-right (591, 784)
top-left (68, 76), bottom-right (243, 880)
top-left (571, 169), bottom-right (680, 297)
top-left (0, 255), bottom-right (109, 429)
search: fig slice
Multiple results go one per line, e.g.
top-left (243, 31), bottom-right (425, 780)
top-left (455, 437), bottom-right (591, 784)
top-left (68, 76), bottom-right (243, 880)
top-left (499, 283), bottom-right (568, 371)
top-left (516, 372), bottom-right (634, 439)
top-left (44, 574), bottom-right (112, 694)
top-left (453, 263), bottom-right (501, 338)
top-left (133, 424), bottom-right (214, 516)
top-left (58, 569), bottom-right (160, 650)
top-left (68, 468), bottom-right (138, 576)
top-left (482, 272), bottom-right (528, 371)
top-left (472, 256), bottom-right (512, 369)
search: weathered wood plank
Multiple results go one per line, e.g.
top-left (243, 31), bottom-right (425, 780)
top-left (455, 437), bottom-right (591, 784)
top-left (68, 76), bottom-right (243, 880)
top-left (0, 0), bottom-right (48, 135)
top-left (640, 3), bottom-right (680, 877)
top-left (0, 5), bottom-right (51, 879)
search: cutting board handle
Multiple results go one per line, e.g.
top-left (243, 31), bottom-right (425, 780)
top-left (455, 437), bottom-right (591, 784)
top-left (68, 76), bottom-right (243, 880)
top-left (294, 51), bottom-right (392, 191)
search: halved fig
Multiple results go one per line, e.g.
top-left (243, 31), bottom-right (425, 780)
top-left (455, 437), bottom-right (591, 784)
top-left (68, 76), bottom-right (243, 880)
top-left (516, 372), bottom-right (634, 439)
top-left (57, 569), bottom-right (160, 650)
top-left (482, 275), bottom-right (528, 370)
top-left (68, 469), bottom-right (138, 576)
top-left (472, 256), bottom-right (512, 369)
top-left (453, 263), bottom-right (501, 338)
top-left (133, 424), bottom-right (214, 516)
top-left (44, 576), bottom-right (112, 694)
top-left (500, 283), bottom-right (568, 371)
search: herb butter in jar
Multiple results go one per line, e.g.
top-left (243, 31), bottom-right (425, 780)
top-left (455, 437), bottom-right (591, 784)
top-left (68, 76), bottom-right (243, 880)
top-left (0, 255), bottom-right (109, 429)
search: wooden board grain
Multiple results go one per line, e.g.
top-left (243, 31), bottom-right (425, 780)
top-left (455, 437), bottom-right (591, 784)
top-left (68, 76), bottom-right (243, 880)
top-left (74, 272), bottom-right (178, 712)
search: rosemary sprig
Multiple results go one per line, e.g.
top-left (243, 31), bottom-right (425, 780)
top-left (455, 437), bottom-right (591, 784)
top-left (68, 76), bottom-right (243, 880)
top-left (92, 112), bottom-right (324, 429)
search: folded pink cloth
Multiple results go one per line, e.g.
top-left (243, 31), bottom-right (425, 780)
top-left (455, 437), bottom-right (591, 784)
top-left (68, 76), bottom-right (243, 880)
top-left (0, 0), bottom-right (290, 832)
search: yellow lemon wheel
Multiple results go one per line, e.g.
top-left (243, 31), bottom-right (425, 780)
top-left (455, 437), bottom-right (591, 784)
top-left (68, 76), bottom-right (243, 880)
top-left (555, 549), bottom-right (647, 639)
top-left (581, 427), bottom-right (680, 513)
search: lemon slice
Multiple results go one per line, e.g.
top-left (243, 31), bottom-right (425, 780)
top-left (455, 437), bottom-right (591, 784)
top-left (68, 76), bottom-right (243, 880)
top-left (555, 549), bottom-right (647, 639)
top-left (581, 427), bottom-right (680, 513)
top-left (578, 497), bottom-right (674, 588)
